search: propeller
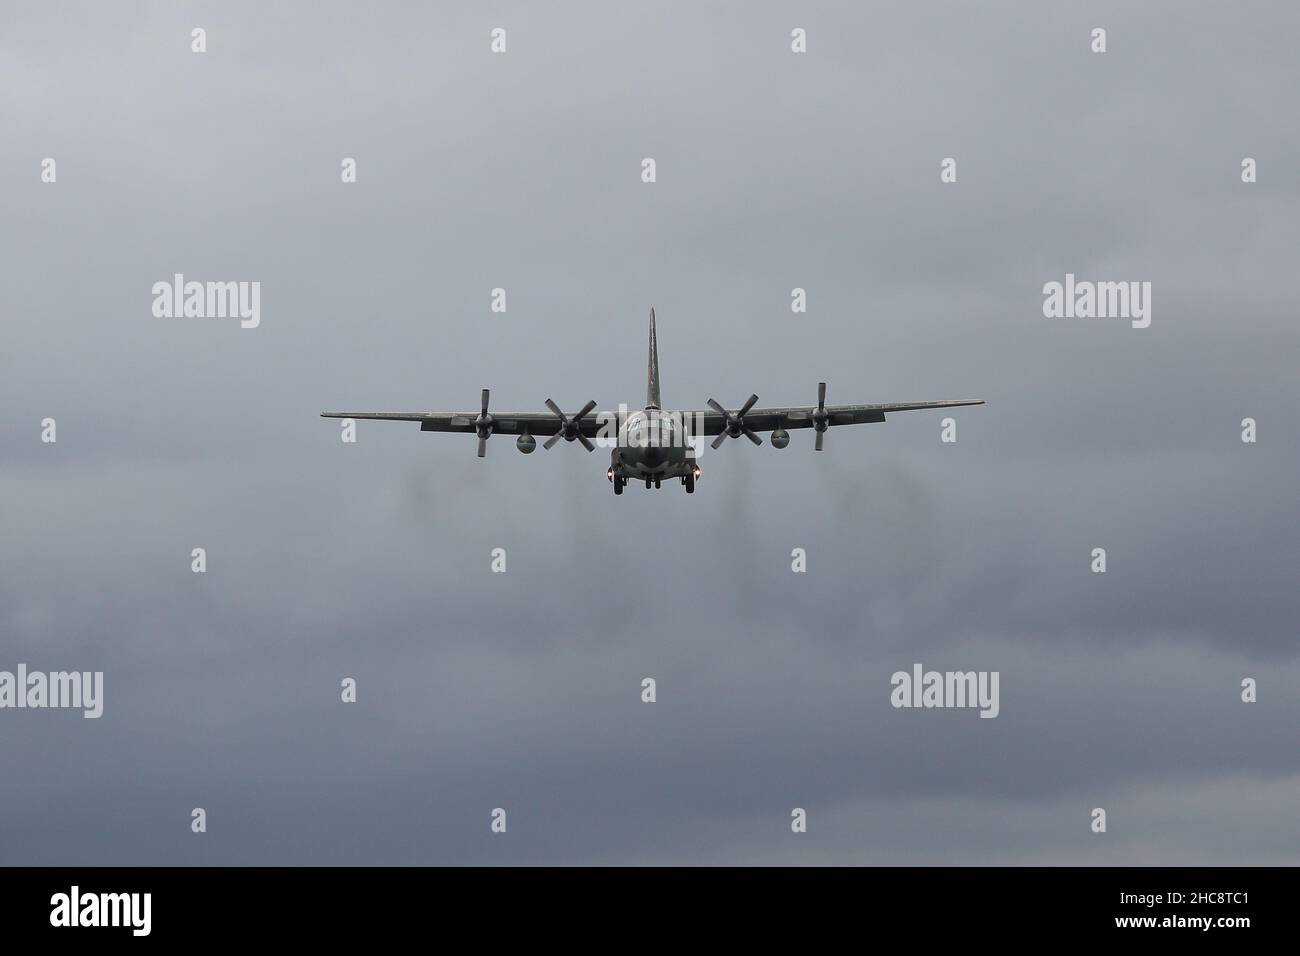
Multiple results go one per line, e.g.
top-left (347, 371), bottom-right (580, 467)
top-left (707, 394), bottom-right (763, 449)
top-left (812, 382), bottom-right (829, 451)
top-left (474, 388), bottom-right (493, 457)
top-left (543, 398), bottom-right (598, 451)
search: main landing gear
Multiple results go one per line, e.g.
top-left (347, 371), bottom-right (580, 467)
top-left (611, 471), bottom-right (695, 495)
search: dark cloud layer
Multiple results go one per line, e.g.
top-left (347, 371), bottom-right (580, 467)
top-left (1, 1), bottom-right (1297, 864)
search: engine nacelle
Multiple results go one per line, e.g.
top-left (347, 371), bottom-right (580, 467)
top-left (771, 427), bottom-right (790, 449)
top-left (516, 433), bottom-right (536, 454)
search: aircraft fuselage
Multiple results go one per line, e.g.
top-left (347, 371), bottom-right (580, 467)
top-left (609, 409), bottom-right (698, 490)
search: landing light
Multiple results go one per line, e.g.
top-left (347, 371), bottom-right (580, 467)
top-left (607, 468), bottom-right (614, 481)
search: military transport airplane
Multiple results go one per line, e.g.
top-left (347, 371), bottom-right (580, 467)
top-left (321, 310), bottom-right (984, 495)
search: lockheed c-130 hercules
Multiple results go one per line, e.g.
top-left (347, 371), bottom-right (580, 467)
top-left (321, 309), bottom-right (984, 495)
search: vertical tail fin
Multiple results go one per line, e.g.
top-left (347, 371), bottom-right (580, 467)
top-left (646, 307), bottom-right (662, 410)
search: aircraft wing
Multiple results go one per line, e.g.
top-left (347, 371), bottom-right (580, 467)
top-left (319, 410), bottom-right (605, 437)
top-left (320, 389), bottom-right (983, 458)
top-left (320, 398), bottom-right (984, 438)
top-left (688, 399), bottom-right (985, 435)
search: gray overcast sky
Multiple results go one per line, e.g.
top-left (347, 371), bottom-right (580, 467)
top-left (1, 0), bottom-right (1297, 864)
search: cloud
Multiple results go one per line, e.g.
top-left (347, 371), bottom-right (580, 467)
top-left (1, 0), bottom-right (1297, 864)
